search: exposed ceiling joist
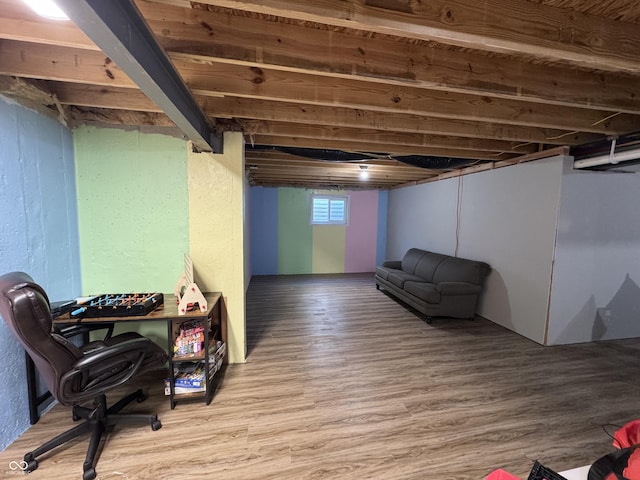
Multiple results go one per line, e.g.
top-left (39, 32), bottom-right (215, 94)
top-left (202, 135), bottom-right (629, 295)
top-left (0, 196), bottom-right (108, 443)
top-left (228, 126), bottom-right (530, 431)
top-left (54, 0), bottom-right (222, 152)
top-left (4, 0), bottom-right (639, 114)
top-left (174, 0), bottom-right (640, 73)
top-left (136, 1), bottom-right (640, 113)
top-left (46, 82), bottom-right (603, 146)
top-left (1, 0), bottom-right (640, 188)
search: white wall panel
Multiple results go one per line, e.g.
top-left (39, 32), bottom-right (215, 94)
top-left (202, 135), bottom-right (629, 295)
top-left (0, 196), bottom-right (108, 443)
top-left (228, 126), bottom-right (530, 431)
top-left (548, 165), bottom-right (640, 344)
top-left (387, 157), bottom-right (566, 344)
top-left (387, 180), bottom-right (457, 259)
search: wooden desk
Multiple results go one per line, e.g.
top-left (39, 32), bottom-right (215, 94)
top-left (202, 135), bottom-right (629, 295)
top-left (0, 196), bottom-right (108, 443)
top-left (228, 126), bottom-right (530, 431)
top-left (48, 292), bottom-right (226, 410)
top-left (53, 292), bottom-right (222, 326)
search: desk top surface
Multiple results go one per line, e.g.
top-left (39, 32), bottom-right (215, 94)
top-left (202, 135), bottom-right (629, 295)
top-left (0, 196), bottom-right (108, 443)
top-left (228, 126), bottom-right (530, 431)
top-left (53, 292), bottom-right (222, 324)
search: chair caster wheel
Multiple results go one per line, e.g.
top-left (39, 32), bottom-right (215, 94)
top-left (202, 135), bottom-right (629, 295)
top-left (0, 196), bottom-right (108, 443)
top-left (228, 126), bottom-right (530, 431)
top-left (27, 459), bottom-right (38, 472)
top-left (425, 317), bottom-right (433, 324)
top-left (136, 390), bottom-right (148, 403)
top-left (23, 454), bottom-right (38, 473)
top-left (83, 467), bottom-right (97, 480)
top-left (375, 284), bottom-right (380, 290)
top-left (151, 419), bottom-right (162, 431)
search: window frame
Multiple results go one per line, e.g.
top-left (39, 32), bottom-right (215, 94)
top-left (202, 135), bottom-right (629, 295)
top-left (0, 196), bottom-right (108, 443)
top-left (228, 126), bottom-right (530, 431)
top-left (310, 194), bottom-right (349, 225)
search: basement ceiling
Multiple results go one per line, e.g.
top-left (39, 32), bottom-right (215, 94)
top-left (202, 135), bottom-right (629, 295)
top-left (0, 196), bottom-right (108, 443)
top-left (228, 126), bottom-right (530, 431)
top-left (1, 0), bottom-right (640, 188)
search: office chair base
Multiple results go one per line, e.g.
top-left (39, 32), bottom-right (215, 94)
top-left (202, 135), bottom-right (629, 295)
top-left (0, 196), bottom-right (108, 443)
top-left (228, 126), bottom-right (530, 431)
top-left (23, 389), bottom-right (161, 479)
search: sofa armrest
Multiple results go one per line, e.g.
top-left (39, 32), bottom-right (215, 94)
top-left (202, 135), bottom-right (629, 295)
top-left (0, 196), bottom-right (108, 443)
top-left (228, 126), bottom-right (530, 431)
top-left (382, 260), bottom-right (401, 269)
top-left (437, 282), bottom-right (482, 295)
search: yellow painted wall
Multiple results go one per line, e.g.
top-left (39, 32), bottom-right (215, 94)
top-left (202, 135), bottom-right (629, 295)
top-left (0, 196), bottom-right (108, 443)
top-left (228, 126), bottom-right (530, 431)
top-left (188, 132), bottom-right (246, 363)
top-left (312, 225), bottom-right (346, 273)
top-left (310, 188), bottom-right (347, 274)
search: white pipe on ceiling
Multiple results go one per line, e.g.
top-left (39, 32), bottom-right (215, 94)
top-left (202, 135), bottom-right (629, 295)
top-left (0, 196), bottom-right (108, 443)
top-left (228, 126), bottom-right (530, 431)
top-left (574, 148), bottom-right (640, 169)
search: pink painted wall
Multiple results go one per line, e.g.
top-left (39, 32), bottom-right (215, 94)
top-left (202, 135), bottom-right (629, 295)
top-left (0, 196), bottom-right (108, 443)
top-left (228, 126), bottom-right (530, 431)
top-left (345, 190), bottom-right (379, 273)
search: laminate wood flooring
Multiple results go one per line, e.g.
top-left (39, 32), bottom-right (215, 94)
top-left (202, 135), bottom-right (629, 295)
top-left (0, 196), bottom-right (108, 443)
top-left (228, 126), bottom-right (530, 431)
top-left (2, 273), bottom-right (640, 479)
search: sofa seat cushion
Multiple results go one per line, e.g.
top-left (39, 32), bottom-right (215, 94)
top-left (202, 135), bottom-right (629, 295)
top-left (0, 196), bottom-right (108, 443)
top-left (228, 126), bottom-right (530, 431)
top-left (375, 266), bottom-right (396, 281)
top-left (404, 281), bottom-right (441, 304)
top-left (387, 271), bottom-right (425, 289)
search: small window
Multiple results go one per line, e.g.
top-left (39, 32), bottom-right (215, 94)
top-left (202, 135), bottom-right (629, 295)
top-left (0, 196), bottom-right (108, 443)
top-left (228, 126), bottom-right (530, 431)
top-left (311, 195), bottom-right (349, 225)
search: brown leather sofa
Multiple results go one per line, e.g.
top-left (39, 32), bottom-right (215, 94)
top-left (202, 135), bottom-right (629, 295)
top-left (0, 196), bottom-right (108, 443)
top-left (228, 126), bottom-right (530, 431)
top-left (375, 248), bottom-right (491, 323)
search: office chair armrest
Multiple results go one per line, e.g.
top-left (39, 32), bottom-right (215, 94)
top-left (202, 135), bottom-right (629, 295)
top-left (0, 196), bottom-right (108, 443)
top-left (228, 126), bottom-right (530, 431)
top-left (59, 337), bottom-right (157, 404)
top-left (55, 323), bottom-right (114, 341)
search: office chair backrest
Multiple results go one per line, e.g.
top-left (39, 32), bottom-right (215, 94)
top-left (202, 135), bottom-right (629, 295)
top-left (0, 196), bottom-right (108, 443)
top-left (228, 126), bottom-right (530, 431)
top-left (0, 272), bottom-right (83, 403)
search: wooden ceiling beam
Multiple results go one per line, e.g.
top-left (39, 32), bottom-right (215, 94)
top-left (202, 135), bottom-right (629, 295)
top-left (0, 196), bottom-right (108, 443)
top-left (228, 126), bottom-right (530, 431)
top-left (248, 172), bottom-right (432, 184)
top-left (173, 0), bottom-right (640, 73)
top-left (172, 57), bottom-right (640, 134)
top-left (249, 172), bottom-right (432, 184)
top-left (248, 178), bottom-right (401, 189)
top-left (245, 150), bottom-right (435, 169)
top-left (4, 0), bottom-right (638, 114)
top-left (15, 43), bottom-right (620, 136)
top-left (0, 0), bottom-right (97, 50)
top-left (51, 82), bottom-right (160, 111)
top-left (50, 82), bottom-right (603, 145)
top-left (203, 97), bottom-right (601, 146)
top-left (248, 170), bottom-right (412, 180)
top-left (250, 176), bottom-right (428, 188)
top-left (135, 0), bottom-right (640, 114)
top-left (242, 120), bottom-right (536, 154)
top-left (245, 159), bottom-right (433, 176)
top-left (249, 135), bottom-right (513, 160)
top-left (246, 165), bottom-right (428, 178)
top-left (0, 40), bottom-right (135, 87)
top-left (247, 172), bottom-right (426, 185)
top-left (4, 39), bottom-right (628, 143)
top-left (54, 0), bottom-right (220, 153)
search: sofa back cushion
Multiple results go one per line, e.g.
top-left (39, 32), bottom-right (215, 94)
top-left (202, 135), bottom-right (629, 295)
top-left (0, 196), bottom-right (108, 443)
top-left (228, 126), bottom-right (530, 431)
top-left (401, 248), bottom-right (427, 274)
top-left (414, 252), bottom-right (448, 282)
top-left (433, 257), bottom-right (491, 285)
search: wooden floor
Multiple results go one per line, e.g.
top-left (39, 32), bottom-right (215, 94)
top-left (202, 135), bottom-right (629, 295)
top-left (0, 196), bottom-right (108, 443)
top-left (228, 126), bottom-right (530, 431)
top-left (2, 273), bottom-right (640, 479)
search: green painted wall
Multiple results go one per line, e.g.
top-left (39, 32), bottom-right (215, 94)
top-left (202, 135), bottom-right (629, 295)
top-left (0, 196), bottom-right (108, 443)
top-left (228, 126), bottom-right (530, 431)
top-left (74, 127), bottom-right (189, 345)
top-left (75, 126), bottom-right (189, 293)
top-left (277, 188), bottom-right (313, 274)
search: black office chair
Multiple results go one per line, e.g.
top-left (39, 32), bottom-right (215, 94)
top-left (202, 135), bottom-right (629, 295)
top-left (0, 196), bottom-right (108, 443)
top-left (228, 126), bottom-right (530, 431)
top-left (0, 272), bottom-right (168, 480)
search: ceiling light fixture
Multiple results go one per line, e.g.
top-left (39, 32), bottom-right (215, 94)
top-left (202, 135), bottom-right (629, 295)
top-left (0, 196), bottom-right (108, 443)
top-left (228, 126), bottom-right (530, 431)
top-left (359, 165), bottom-right (369, 180)
top-left (21, 0), bottom-right (69, 20)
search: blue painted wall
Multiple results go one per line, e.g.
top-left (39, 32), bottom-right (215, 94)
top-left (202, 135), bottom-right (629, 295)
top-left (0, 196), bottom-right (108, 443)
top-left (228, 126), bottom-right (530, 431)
top-left (249, 187), bottom-right (279, 275)
top-left (0, 97), bottom-right (81, 451)
top-left (376, 190), bottom-right (389, 265)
